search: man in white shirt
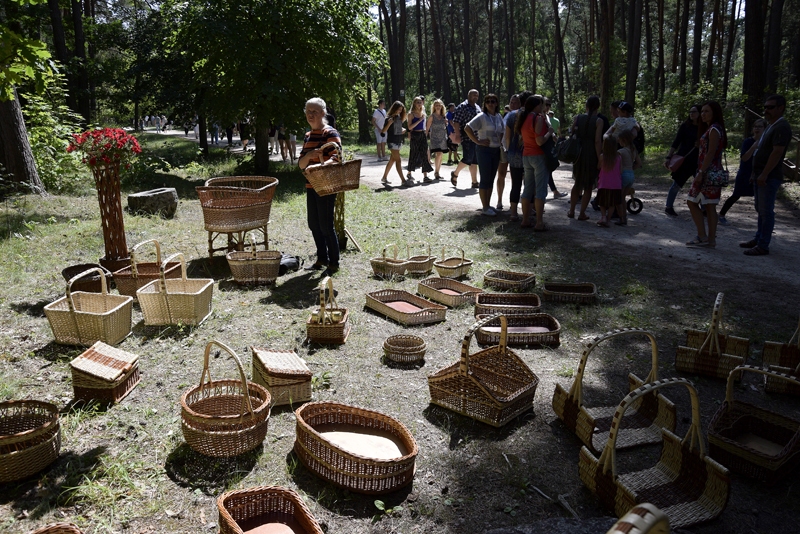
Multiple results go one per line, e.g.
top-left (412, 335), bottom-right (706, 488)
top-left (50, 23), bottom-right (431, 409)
top-left (371, 100), bottom-right (387, 161)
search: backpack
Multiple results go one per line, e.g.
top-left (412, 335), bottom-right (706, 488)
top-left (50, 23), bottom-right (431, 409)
top-left (278, 253), bottom-right (302, 276)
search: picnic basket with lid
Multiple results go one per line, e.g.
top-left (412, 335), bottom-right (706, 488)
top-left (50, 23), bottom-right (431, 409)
top-left (427, 314), bottom-right (539, 427)
top-left (707, 364), bottom-right (800, 484)
top-left (226, 232), bottom-right (282, 285)
top-left (433, 246), bottom-right (473, 279)
top-left (542, 282), bottom-right (597, 304)
top-left (0, 400), bottom-right (61, 482)
top-left (70, 341), bottom-right (140, 403)
top-left (112, 239), bottom-right (181, 297)
top-left (180, 340), bottom-right (271, 457)
top-left (44, 267), bottom-right (133, 346)
top-left (369, 243), bottom-right (408, 278)
top-left (483, 269), bottom-right (536, 292)
top-left (417, 277), bottom-right (482, 308)
top-left (29, 524), bottom-right (83, 534)
top-left (251, 347), bottom-right (312, 407)
top-left (552, 329), bottom-right (676, 454)
top-left (137, 253), bottom-right (214, 326)
top-left (579, 378), bottom-right (730, 529)
top-left (303, 142), bottom-right (361, 196)
top-left (366, 288), bottom-right (447, 325)
top-left (383, 334), bottom-right (426, 364)
top-left (218, 485), bottom-right (324, 534)
top-left (404, 243), bottom-right (436, 276)
top-left (475, 313), bottom-right (561, 347)
top-left (474, 292), bottom-right (541, 316)
top-left (306, 276), bottom-right (350, 344)
top-left (761, 314), bottom-right (800, 395)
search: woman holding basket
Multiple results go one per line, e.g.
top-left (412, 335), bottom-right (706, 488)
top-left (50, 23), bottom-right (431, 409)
top-left (299, 97), bottom-right (341, 276)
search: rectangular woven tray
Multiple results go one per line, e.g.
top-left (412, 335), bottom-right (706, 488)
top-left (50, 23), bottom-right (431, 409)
top-left (475, 314), bottom-right (561, 347)
top-left (474, 292), bottom-right (541, 316)
top-left (417, 277), bottom-right (482, 308)
top-left (366, 289), bottom-right (446, 325)
top-left (542, 282), bottom-right (597, 304)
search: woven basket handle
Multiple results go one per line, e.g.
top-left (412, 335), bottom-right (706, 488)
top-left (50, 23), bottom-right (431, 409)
top-left (159, 252), bottom-right (187, 294)
top-left (726, 364), bottom-right (800, 403)
top-left (246, 231), bottom-right (259, 257)
top-left (697, 292), bottom-right (724, 357)
top-left (199, 340), bottom-right (255, 421)
top-left (383, 243), bottom-right (399, 261)
top-left (407, 242), bottom-right (431, 259)
top-left (317, 276), bottom-right (337, 324)
top-left (788, 314), bottom-right (800, 348)
top-left (441, 245), bottom-right (465, 264)
top-left (568, 328), bottom-right (659, 407)
top-left (598, 377), bottom-right (701, 477)
top-left (315, 141), bottom-right (343, 166)
top-left (65, 267), bottom-right (108, 312)
top-left (460, 313), bottom-right (506, 373)
top-left (130, 239), bottom-right (162, 279)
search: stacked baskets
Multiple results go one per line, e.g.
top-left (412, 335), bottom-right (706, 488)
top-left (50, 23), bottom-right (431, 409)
top-left (0, 400), bottom-right (61, 482)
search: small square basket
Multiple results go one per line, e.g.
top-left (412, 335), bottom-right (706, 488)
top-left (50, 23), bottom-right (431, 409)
top-left (137, 252), bottom-right (214, 326)
top-left (226, 232), bottom-right (282, 285)
top-left (112, 239), bottom-right (181, 298)
top-left (70, 341), bottom-right (140, 403)
top-left (251, 347), bottom-right (313, 407)
top-left (306, 276), bottom-right (350, 344)
top-left (218, 485), bottom-right (324, 534)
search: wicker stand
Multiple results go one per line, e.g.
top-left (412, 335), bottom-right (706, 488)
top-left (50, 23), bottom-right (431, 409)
top-left (70, 341), bottom-right (140, 403)
top-left (92, 163), bottom-right (130, 270)
top-left (251, 347), bottom-right (312, 407)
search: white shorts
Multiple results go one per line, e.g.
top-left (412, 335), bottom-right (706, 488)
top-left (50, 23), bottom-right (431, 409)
top-left (375, 128), bottom-right (386, 143)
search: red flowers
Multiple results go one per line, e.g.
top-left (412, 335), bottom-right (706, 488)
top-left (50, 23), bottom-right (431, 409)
top-left (67, 128), bottom-right (142, 169)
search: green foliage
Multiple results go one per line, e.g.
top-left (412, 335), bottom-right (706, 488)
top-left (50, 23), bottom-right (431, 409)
top-left (0, 23), bottom-right (53, 100)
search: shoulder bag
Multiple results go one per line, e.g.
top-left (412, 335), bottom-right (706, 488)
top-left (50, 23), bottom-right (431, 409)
top-left (557, 115), bottom-right (583, 164)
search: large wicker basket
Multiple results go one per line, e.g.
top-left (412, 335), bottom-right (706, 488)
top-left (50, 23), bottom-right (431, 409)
top-left (552, 329), bottom-right (676, 454)
top-left (708, 365), bottom-right (800, 484)
top-left (218, 485), bottom-right (324, 534)
top-left (483, 269), bottom-right (536, 292)
top-left (366, 289), bottom-right (447, 325)
top-left (44, 267), bottom-right (133, 346)
top-left (180, 340), bottom-right (271, 457)
top-left (112, 239), bottom-right (181, 297)
top-left (474, 292), bottom-right (541, 316)
top-left (29, 524), bottom-right (83, 534)
top-left (294, 401), bottom-right (418, 494)
top-left (196, 176), bottom-right (278, 233)
top-left (417, 277), bottom-right (482, 308)
top-left (306, 276), bottom-right (350, 344)
top-left (137, 253), bottom-right (214, 326)
top-left (428, 315), bottom-right (539, 427)
top-left (762, 316), bottom-right (800, 395)
top-left (433, 246), bottom-right (473, 278)
top-left (405, 243), bottom-right (436, 276)
top-left (579, 378), bottom-right (730, 529)
top-left (0, 400), bottom-right (61, 482)
top-left (475, 313), bottom-right (561, 347)
top-left (226, 232), bottom-right (282, 285)
top-left (369, 244), bottom-right (408, 278)
top-left (303, 142), bottom-right (361, 196)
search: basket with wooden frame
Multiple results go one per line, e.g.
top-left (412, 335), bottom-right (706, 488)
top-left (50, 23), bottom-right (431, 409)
top-left (61, 263), bottom-right (113, 293)
top-left (404, 243), bottom-right (436, 276)
top-left (606, 503), bottom-right (669, 534)
top-left (433, 246), bottom-right (473, 279)
top-left (29, 524), bottom-right (83, 534)
top-left (306, 276), bottom-right (350, 344)
top-left (761, 314), bottom-right (800, 395)
top-left (417, 277), bottom-right (482, 308)
top-left (0, 400), bottom-right (61, 483)
top-left (428, 314), bottom-right (539, 427)
top-left (552, 329), bottom-right (676, 455)
top-left (44, 267), bottom-right (133, 346)
top-left (579, 378), bottom-right (730, 529)
top-left (708, 365), bottom-right (800, 484)
top-left (303, 142), bottom-right (362, 196)
top-left (542, 282), bottom-right (597, 304)
top-left (675, 292), bottom-right (750, 380)
top-left (366, 288), bottom-right (447, 326)
top-left (112, 239), bottom-right (181, 297)
top-left (474, 292), bottom-right (542, 317)
top-left (226, 232), bottom-right (282, 285)
top-left (475, 313), bottom-right (561, 347)
top-left (369, 243), bottom-right (408, 278)
top-left (251, 347), bottom-right (313, 407)
top-left (294, 401), bottom-right (418, 494)
top-left (483, 269), bottom-right (536, 292)
top-left (383, 334), bottom-right (426, 364)
top-left (218, 485), bottom-right (324, 534)
top-left (70, 341), bottom-right (140, 403)
top-left (137, 253), bottom-right (214, 326)
top-left (180, 340), bottom-right (271, 457)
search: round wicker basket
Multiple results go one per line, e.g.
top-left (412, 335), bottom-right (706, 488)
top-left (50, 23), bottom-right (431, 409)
top-left (0, 400), bottom-right (61, 483)
top-left (383, 335), bottom-right (427, 363)
top-left (29, 523), bottom-right (83, 534)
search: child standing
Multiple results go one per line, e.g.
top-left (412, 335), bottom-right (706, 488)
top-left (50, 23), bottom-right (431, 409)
top-left (616, 130), bottom-right (642, 225)
top-left (597, 136), bottom-right (623, 227)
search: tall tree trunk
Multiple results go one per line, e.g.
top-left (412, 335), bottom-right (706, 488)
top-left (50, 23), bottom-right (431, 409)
top-left (624, 0), bottom-right (643, 103)
top-left (743, 0), bottom-right (764, 132)
top-left (657, 0), bottom-right (666, 100)
top-left (0, 88), bottom-right (45, 194)
top-left (705, 0), bottom-right (720, 80)
top-left (379, 7), bottom-right (390, 102)
top-left (764, 0), bottom-right (785, 92)
top-left (381, 0), bottom-right (406, 101)
top-left (530, 0), bottom-right (537, 93)
top-left (506, 0), bottom-right (515, 97)
top-left (721, 0), bottom-right (738, 98)
top-left (691, 0), bottom-right (703, 89)
top-left (198, 115), bottom-right (208, 157)
top-left (486, 0), bottom-right (494, 94)
top-left (70, 0), bottom-right (90, 123)
top-left (429, 0), bottom-right (444, 97)
top-left (679, 0), bottom-right (690, 85)
top-left (644, 0), bottom-right (653, 74)
top-left (792, 21), bottom-right (800, 87)
top-left (356, 96), bottom-right (371, 143)
top-left (48, 0), bottom-right (77, 113)
top-left (254, 124), bottom-right (270, 175)
top-left (670, 0), bottom-right (680, 72)
top-left (551, 0), bottom-right (565, 117)
top-left (463, 0), bottom-right (471, 91)
top-left (416, 0), bottom-right (425, 96)
top-left (599, 0), bottom-right (613, 111)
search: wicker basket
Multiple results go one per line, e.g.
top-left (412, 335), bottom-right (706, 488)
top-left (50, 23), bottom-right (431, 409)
top-left (708, 365), bottom-right (800, 484)
top-left (762, 316), bottom-right (800, 395)
top-left (0, 400), bottom-right (61, 482)
top-left (474, 292), bottom-right (541, 316)
top-left (369, 244), bottom-right (408, 278)
top-left (542, 282), bottom-right (597, 304)
top-left (417, 277), bottom-right (482, 308)
top-left (196, 176), bottom-right (278, 233)
top-left (475, 313), bottom-right (561, 347)
top-left (366, 289), bottom-right (447, 325)
top-left (251, 347), bottom-right (312, 407)
top-left (579, 378), bottom-right (730, 529)
top-left (405, 243), bottom-right (436, 276)
top-left (137, 253), bottom-right (214, 326)
top-left (433, 246), bottom-right (473, 279)
top-left (483, 269), bottom-right (536, 292)
top-left (29, 524), bottom-right (83, 534)
top-left (180, 340), bottom-right (271, 457)
top-left (227, 232), bottom-right (282, 285)
top-left (218, 485), bottom-right (324, 534)
top-left (303, 143), bottom-right (362, 196)
top-left (61, 263), bottom-right (113, 293)
top-left (552, 329), bottom-right (676, 454)
top-left (675, 292), bottom-right (749, 380)
top-left (70, 341), bottom-right (140, 403)
top-left (306, 276), bottom-right (350, 344)
top-left (428, 315), bottom-right (540, 427)
top-left (294, 401), bottom-right (418, 494)
top-left (383, 335), bottom-right (427, 364)
top-left (112, 239), bottom-right (181, 297)
top-left (606, 503), bottom-right (669, 534)
top-left (44, 267), bottom-right (133, 346)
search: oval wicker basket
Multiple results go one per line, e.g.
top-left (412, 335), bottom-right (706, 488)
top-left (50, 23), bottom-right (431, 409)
top-left (196, 176), bottom-right (278, 233)
top-left (483, 269), bottom-right (536, 292)
top-left (369, 244), bottom-right (407, 278)
top-left (433, 246), bottom-right (473, 279)
top-left (218, 485), bottom-right (324, 534)
top-left (383, 335), bottom-right (427, 364)
top-left (29, 524), bottom-right (83, 534)
top-left (0, 400), bottom-right (61, 483)
top-left (303, 143), bottom-right (361, 197)
top-left (405, 243), bottom-right (436, 276)
top-left (180, 340), bottom-right (271, 457)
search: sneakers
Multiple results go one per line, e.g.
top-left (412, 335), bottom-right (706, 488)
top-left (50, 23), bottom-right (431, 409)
top-left (553, 191), bottom-right (568, 199)
top-left (739, 239), bottom-right (757, 248)
top-left (495, 203), bottom-right (504, 211)
top-left (304, 262), bottom-right (327, 271)
top-left (481, 207), bottom-right (497, 217)
top-left (743, 246), bottom-right (769, 256)
top-left (718, 216), bottom-right (728, 225)
top-left (322, 264), bottom-right (340, 276)
top-left (664, 207), bottom-right (678, 217)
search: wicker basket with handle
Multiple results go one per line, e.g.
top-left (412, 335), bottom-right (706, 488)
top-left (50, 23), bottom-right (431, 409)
top-left (70, 341), bottom-right (140, 403)
top-left (433, 246), bottom-right (473, 279)
top-left (112, 239), bottom-right (181, 297)
top-left (44, 267), bottom-right (133, 346)
top-left (29, 524), bottom-right (83, 534)
top-left (405, 243), bottom-right (436, 276)
top-left (251, 347), bottom-right (312, 407)
top-left (417, 277), bottom-right (482, 308)
top-left (137, 253), bottom-right (214, 326)
top-left (218, 485), bottom-right (324, 534)
top-left (579, 378), bottom-right (730, 529)
top-left (369, 243), bottom-right (408, 278)
top-left (762, 314), bottom-right (800, 395)
top-left (61, 263), bottom-right (113, 293)
top-left (483, 269), bottom-right (536, 292)
top-left (180, 340), bottom-right (271, 457)
top-left (306, 276), bottom-right (350, 344)
top-left (226, 232), bottom-right (282, 285)
top-left (0, 400), bottom-right (61, 483)
top-left (303, 142), bottom-right (361, 196)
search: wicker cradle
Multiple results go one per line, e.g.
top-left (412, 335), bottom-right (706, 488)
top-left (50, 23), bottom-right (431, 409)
top-left (762, 315), bottom-right (800, 395)
top-left (369, 244), bottom-right (408, 278)
top-left (44, 267), bottom-right (133, 346)
top-left (383, 335), bottom-right (427, 364)
top-left (0, 400), bottom-right (61, 483)
top-left (483, 269), bottom-right (536, 292)
top-left (306, 276), bottom-right (350, 344)
top-left (29, 524), bottom-right (83, 534)
top-left (218, 485), bottom-right (324, 534)
top-left (475, 313), bottom-right (561, 347)
top-left (251, 347), bottom-right (312, 407)
top-left (70, 341), bottom-right (140, 403)
top-left (417, 277), bottom-right (482, 308)
top-left (433, 246), bottom-right (473, 279)
top-left (428, 315), bottom-right (539, 427)
top-left (303, 143), bottom-right (361, 196)
top-left (552, 329), bottom-right (676, 455)
top-left (366, 289), bottom-right (447, 326)
top-left (675, 292), bottom-right (750, 380)
top-left (226, 232), bottom-right (282, 285)
top-left (474, 292), bottom-right (541, 316)
top-left (542, 282), bottom-right (597, 304)
top-left (180, 340), bottom-right (271, 457)
top-left (137, 253), bottom-right (214, 326)
top-left (404, 243), bottom-right (436, 276)
top-left (294, 401), bottom-right (418, 494)
top-left (708, 365), bottom-right (800, 484)
top-left (112, 239), bottom-right (181, 297)
top-left (606, 503), bottom-right (669, 534)
top-left (579, 378), bottom-right (730, 529)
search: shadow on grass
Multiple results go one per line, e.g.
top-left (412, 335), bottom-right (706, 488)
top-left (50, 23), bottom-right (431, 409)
top-left (9, 298), bottom-right (52, 318)
top-left (31, 342), bottom-right (83, 363)
top-left (267, 271), bottom-right (323, 310)
top-left (422, 404), bottom-right (535, 450)
top-left (164, 442), bottom-right (262, 494)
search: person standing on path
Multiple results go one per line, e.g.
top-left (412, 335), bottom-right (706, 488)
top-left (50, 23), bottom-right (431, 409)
top-left (718, 118), bottom-right (765, 224)
top-left (466, 93), bottom-right (505, 216)
top-left (372, 100), bottom-right (387, 161)
top-left (568, 96), bottom-right (604, 221)
top-left (544, 99), bottom-right (566, 199)
top-left (451, 89), bottom-right (481, 188)
top-left (446, 103), bottom-right (460, 165)
top-left (427, 99), bottom-right (450, 180)
top-left (380, 101), bottom-right (408, 186)
top-left (503, 91), bottom-right (532, 221)
top-left (663, 105), bottom-right (701, 216)
top-left (406, 96), bottom-right (434, 184)
top-left (517, 94), bottom-right (552, 230)
top-left (494, 93), bottom-right (520, 212)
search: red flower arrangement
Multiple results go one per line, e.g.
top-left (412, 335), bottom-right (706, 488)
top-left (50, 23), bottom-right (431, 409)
top-left (67, 128), bottom-right (142, 168)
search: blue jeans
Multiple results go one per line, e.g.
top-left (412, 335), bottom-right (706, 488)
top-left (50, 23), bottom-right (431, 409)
top-left (666, 180), bottom-right (682, 208)
top-left (476, 145), bottom-right (501, 189)
top-left (306, 188), bottom-right (339, 266)
top-left (522, 155), bottom-right (548, 200)
top-left (753, 177), bottom-right (782, 251)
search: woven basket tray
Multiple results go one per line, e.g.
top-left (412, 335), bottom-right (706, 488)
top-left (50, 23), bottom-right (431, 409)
top-left (417, 277), bottom-right (482, 308)
top-left (70, 341), bottom-right (140, 403)
top-left (180, 340), bottom-right (271, 458)
top-left (227, 232), bottom-right (282, 285)
top-left (370, 243), bottom-right (407, 278)
top-left (218, 485), bottom-right (324, 534)
top-left (303, 143), bottom-right (361, 196)
top-left (45, 267), bottom-right (133, 346)
top-left (433, 246), bottom-right (473, 279)
top-left (542, 282), bottom-right (597, 304)
top-left (306, 276), bottom-right (350, 344)
top-left (196, 176), bottom-right (278, 233)
top-left (294, 401), bottom-right (418, 494)
top-left (251, 347), bottom-right (312, 407)
top-left (112, 239), bottom-right (181, 297)
top-left (483, 270), bottom-right (536, 292)
top-left (366, 289), bottom-right (447, 325)
top-left (29, 524), bottom-right (83, 534)
top-left (61, 263), bottom-right (113, 293)
top-left (474, 292), bottom-right (542, 316)
top-left (475, 313), bottom-right (560, 347)
top-left (383, 335), bottom-right (427, 364)
top-left (405, 243), bottom-right (436, 276)
top-left (0, 400), bottom-right (61, 483)
top-left (137, 253), bottom-right (214, 326)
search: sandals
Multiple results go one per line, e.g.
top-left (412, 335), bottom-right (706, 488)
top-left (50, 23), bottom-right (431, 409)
top-left (450, 171), bottom-right (458, 186)
top-left (471, 182), bottom-right (480, 189)
top-left (567, 211), bottom-right (575, 219)
top-left (686, 236), bottom-right (708, 246)
top-left (577, 214), bottom-right (590, 221)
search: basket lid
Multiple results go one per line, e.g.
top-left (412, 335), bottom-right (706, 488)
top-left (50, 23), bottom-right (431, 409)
top-left (70, 341), bottom-right (138, 382)
top-left (251, 348), bottom-right (311, 376)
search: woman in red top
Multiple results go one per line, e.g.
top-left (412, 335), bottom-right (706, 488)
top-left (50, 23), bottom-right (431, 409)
top-left (515, 94), bottom-right (553, 230)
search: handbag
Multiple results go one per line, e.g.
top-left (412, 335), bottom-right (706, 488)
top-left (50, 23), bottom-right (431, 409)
top-left (557, 114), bottom-right (584, 164)
top-left (668, 147), bottom-right (695, 172)
top-left (542, 137), bottom-right (560, 172)
top-left (706, 168), bottom-right (729, 187)
top-left (449, 130), bottom-right (461, 145)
